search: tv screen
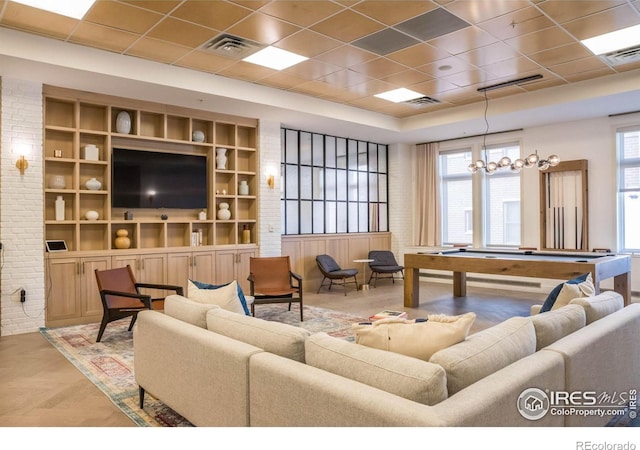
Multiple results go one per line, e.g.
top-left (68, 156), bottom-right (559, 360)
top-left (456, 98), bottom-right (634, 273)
top-left (112, 148), bottom-right (207, 209)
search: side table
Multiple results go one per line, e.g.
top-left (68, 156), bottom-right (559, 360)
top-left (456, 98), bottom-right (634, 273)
top-left (353, 259), bottom-right (375, 291)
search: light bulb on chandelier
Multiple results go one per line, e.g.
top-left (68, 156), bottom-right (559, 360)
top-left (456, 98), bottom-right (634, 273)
top-left (468, 150), bottom-right (559, 175)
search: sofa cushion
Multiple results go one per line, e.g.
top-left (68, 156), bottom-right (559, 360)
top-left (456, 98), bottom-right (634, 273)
top-left (187, 279), bottom-right (246, 315)
top-left (206, 307), bottom-right (310, 362)
top-left (305, 332), bottom-right (447, 406)
top-left (351, 312), bottom-right (476, 361)
top-left (569, 291), bottom-right (624, 324)
top-left (189, 279), bottom-right (250, 315)
top-left (429, 316), bottom-right (536, 395)
top-left (530, 304), bottom-right (586, 350)
top-left (539, 273), bottom-right (594, 313)
top-left (164, 295), bottom-right (220, 329)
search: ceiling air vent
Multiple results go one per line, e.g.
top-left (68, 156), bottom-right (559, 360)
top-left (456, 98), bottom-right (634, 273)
top-left (200, 34), bottom-right (264, 60)
top-left (600, 45), bottom-right (640, 66)
top-left (404, 96), bottom-right (441, 106)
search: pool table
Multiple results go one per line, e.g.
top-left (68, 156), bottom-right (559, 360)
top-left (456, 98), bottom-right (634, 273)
top-left (403, 249), bottom-right (632, 307)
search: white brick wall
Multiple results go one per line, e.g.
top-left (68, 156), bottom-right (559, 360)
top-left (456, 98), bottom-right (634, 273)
top-left (258, 120), bottom-right (282, 257)
top-left (388, 143), bottom-right (414, 266)
top-left (0, 77), bottom-right (45, 336)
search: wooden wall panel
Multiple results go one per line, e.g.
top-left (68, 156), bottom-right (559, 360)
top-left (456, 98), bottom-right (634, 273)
top-left (281, 233), bottom-right (391, 292)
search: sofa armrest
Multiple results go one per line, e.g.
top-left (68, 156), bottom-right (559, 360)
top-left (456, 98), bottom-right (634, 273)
top-left (530, 304), bottom-right (543, 315)
top-left (134, 310), bottom-right (263, 426)
top-left (431, 350), bottom-right (565, 426)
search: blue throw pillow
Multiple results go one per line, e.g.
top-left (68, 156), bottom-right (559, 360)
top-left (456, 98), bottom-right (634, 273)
top-left (190, 279), bottom-right (250, 315)
top-left (539, 273), bottom-right (590, 313)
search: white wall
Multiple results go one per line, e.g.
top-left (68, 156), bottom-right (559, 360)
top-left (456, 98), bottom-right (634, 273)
top-left (0, 77), bottom-right (45, 335)
top-left (258, 120), bottom-right (282, 257)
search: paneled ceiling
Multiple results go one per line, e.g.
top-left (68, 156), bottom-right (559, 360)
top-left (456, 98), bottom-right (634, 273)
top-left (1, 0), bottom-right (640, 119)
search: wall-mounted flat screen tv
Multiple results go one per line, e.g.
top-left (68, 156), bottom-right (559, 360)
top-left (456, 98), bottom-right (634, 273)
top-left (112, 148), bottom-right (207, 209)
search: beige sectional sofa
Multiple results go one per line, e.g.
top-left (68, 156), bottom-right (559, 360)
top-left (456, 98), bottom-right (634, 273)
top-left (133, 292), bottom-right (640, 427)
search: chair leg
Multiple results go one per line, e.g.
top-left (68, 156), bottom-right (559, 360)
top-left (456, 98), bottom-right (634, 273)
top-left (128, 313), bottom-right (138, 331)
top-left (251, 302), bottom-right (256, 317)
top-left (342, 277), bottom-right (348, 296)
top-left (353, 275), bottom-right (359, 291)
top-left (317, 276), bottom-right (327, 294)
top-left (139, 386), bottom-right (145, 409)
top-left (96, 315), bottom-right (110, 342)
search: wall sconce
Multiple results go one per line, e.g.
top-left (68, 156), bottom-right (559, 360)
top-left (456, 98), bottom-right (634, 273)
top-left (16, 155), bottom-right (29, 174)
top-left (266, 174), bottom-right (275, 189)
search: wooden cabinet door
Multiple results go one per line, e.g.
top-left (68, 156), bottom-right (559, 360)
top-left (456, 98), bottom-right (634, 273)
top-left (236, 248), bottom-right (257, 292)
top-left (80, 256), bottom-right (111, 317)
top-left (192, 251), bottom-right (215, 285)
top-left (166, 252), bottom-right (192, 294)
top-left (139, 253), bottom-right (168, 298)
top-left (111, 255), bottom-right (139, 271)
top-left (46, 258), bottom-right (80, 322)
top-left (214, 250), bottom-right (237, 285)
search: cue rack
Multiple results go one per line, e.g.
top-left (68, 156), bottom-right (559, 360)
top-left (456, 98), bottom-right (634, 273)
top-left (539, 160), bottom-right (589, 251)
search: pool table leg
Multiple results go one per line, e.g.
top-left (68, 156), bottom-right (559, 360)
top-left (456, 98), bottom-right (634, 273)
top-left (613, 272), bottom-right (631, 306)
top-left (453, 271), bottom-right (466, 297)
top-left (404, 267), bottom-right (419, 307)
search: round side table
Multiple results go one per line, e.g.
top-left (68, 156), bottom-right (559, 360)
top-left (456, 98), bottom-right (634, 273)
top-left (353, 259), bottom-right (375, 291)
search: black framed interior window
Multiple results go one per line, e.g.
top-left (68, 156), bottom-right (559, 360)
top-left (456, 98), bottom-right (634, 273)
top-left (281, 128), bottom-right (389, 235)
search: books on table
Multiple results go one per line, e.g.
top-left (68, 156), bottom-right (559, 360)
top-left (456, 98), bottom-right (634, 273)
top-left (368, 310), bottom-right (408, 320)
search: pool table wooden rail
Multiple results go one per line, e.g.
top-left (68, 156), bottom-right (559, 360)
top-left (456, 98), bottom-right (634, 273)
top-left (403, 251), bottom-right (631, 308)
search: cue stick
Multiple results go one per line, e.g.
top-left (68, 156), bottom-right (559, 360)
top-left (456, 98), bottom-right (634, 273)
top-left (575, 206), bottom-right (578, 249)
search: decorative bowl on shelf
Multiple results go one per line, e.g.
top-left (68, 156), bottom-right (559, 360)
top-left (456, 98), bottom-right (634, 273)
top-left (85, 177), bottom-right (102, 190)
top-left (85, 210), bottom-right (99, 221)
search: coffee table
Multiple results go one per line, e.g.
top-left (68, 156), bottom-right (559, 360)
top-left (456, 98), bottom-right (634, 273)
top-left (353, 259), bottom-right (375, 291)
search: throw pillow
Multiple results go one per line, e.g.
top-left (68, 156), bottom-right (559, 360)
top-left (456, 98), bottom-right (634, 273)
top-left (539, 273), bottom-right (594, 313)
top-left (189, 279), bottom-right (250, 315)
top-left (187, 279), bottom-right (247, 315)
top-left (352, 312), bottom-right (476, 361)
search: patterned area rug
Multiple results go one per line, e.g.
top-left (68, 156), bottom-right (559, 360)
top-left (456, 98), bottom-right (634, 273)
top-left (40, 305), bottom-right (367, 427)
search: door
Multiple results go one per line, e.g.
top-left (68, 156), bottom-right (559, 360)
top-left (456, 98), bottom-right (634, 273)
top-left (80, 256), bottom-right (111, 317)
top-left (46, 258), bottom-right (80, 322)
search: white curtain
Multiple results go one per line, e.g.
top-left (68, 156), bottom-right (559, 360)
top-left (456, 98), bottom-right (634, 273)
top-left (415, 143), bottom-right (441, 246)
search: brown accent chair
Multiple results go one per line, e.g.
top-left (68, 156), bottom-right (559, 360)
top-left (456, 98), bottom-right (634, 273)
top-left (367, 250), bottom-right (404, 287)
top-left (247, 256), bottom-right (303, 321)
top-left (94, 265), bottom-right (183, 342)
top-left (316, 254), bottom-right (359, 295)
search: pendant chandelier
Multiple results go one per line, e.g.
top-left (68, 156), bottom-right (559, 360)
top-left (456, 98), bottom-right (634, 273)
top-left (468, 78), bottom-right (559, 175)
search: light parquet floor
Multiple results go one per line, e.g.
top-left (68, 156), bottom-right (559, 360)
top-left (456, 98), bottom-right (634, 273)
top-left (0, 280), bottom-right (547, 427)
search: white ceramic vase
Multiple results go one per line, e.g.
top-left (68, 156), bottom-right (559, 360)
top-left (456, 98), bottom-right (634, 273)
top-left (85, 210), bottom-right (99, 221)
top-left (217, 202), bottom-right (231, 220)
top-left (116, 110), bottom-right (131, 134)
top-left (192, 130), bottom-right (205, 142)
top-left (239, 180), bottom-right (249, 195)
top-left (85, 177), bottom-right (102, 190)
top-left (216, 148), bottom-right (227, 170)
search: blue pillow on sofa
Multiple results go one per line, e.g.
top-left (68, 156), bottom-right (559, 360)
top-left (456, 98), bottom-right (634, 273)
top-left (539, 273), bottom-right (591, 313)
top-left (190, 279), bottom-right (250, 315)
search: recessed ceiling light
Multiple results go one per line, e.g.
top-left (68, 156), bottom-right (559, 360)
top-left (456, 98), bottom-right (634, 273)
top-left (374, 88), bottom-right (424, 103)
top-left (242, 46), bottom-right (308, 70)
top-left (581, 24), bottom-right (640, 55)
top-left (11, 0), bottom-right (96, 19)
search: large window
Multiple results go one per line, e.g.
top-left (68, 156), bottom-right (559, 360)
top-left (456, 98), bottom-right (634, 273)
top-left (281, 128), bottom-right (388, 235)
top-left (440, 149), bottom-right (473, 245)
top-left (483, 143), bottom-right (521, 246)
top-left (617, 126), bottom-right (640, 252)
top-left (439, 141), bottom-right (522, 247)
